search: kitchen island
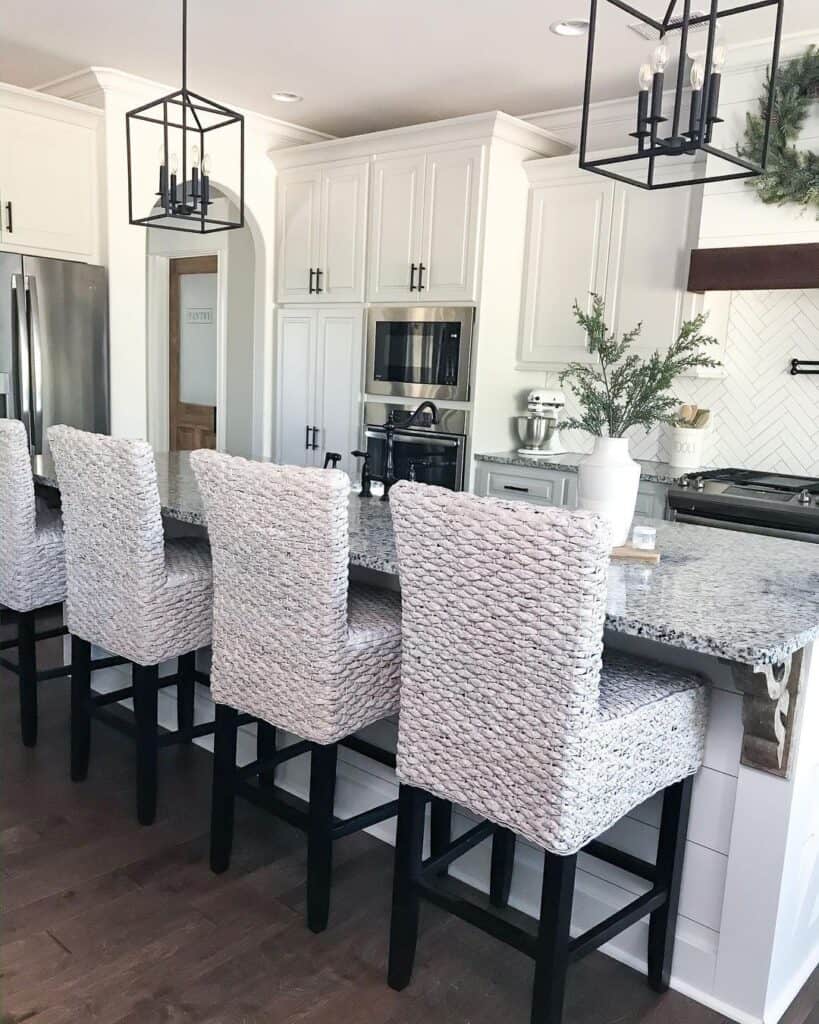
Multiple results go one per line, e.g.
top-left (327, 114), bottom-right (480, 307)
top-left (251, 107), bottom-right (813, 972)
top-left (33, 451), bottom-right (819, 1024)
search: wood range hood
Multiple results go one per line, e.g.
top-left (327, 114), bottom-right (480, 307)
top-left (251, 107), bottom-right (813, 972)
top-left (688, 242), bottom-right (819, 292)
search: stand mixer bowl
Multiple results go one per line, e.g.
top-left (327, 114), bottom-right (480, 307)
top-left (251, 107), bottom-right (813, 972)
top-left (517, 415), bottom-right (549, 450)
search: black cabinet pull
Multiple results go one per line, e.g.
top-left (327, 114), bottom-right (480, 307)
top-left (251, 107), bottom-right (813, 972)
top-left (315, 268), bottom-right (323, 294)
top-left (305, 424), bottom-right (311, 450)
top-left (409, 263), bottom-right (417, 291)
top-left (417, 263), bottom-right (426, 290)
top-left (311, 426), bottom-right (320, 450)
top-left (503, 484), bottom-right (529, 493)
top-left (4, 201), bottom-right (12, 234)
top-left (308, 268), bottom-right (315, 294)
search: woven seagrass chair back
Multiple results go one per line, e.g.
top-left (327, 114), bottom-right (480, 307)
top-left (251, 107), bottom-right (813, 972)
top-left (191, 450), bottom-right (351, 720)
top-left (389, 481), bottom-right (611, 833)
top-left (47, 425), bottom-right (168, 641)
top-left (0, 419), bottom-right (38, 607)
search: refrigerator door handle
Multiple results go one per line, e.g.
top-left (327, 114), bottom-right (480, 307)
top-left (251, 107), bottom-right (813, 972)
top-left (26, 276), bottom-right (44, 456)
top-left (11, 273), bottom-right (34, 453)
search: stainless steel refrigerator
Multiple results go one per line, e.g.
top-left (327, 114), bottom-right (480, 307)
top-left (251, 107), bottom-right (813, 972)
top-left (0, 254), bottom-right (109, 455)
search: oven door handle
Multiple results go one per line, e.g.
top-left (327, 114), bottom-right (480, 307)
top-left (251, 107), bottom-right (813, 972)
top-left (673, 510), bottom-right (819, 544)
top-left (365, 428), bottom-right (462, 448)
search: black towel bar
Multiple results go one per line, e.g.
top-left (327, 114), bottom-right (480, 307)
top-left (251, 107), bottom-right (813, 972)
top-left (790, 359), bottom-right (819, 375)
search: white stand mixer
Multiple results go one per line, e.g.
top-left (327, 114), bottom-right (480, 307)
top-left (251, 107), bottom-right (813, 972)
top-left (516, 387), bottom-right (567, 456)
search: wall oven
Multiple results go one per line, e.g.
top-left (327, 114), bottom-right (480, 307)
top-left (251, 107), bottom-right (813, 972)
top-left (365, 306), bottom-right (475, 402)
top-left (364, 402), bottom-right (467, 492)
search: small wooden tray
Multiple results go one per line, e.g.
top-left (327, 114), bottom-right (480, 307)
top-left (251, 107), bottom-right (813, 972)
top-left (611, 544), bottom-right (661, 564)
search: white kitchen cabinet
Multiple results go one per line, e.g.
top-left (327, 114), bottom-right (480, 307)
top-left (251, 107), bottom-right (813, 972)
top-left (276, 307), bottom-right (364, 479)
top-left (605, 181), bottom-right (698, 353)
top-left (276, 160), bottom-right (368, 303)
top-left (473, 460), bottom-right (669, 519)
top-left (518, 176), bottom-right (614, 366)
top-left (368, 145), bottom-right (484, 303)
top-left (367, 152), bottom-right (426, 302)
top-left (474, 463), bottom-right (578, 507)
top-left (517, 156), bottom-right (695, 368)
top-left (419, 145), bottom-right (483, 301)
top-left (277, 168), bottom-right (321, 302)
top-left (0, 104), bottom-right (97, 259)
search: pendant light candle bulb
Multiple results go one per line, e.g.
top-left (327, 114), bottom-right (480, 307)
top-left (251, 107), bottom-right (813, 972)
top-left (191, 144), bottom-right (200, 168)
top-left (653, 43), bottom-right (669, 73)
top-left (201, 154), bottom-right (211, 175)
top-left (638, 63), bottom-right (652, 90)
top-left (690, 61), bottom-right (705, 90)
top-left (170, 152), bottom-right (178, 175)
top-left (712, 43), bottom-right (727, 71)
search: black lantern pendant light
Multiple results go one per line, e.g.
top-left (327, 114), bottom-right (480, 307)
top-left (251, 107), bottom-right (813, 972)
top-left (126, 0), bottom-right (244, 232)
top-left (579, 0), bottom-right (784, 189)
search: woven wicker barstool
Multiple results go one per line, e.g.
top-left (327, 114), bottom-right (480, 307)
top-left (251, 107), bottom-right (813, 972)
top-left (0, 418), bottom-right (70, 745)
top-left (191, 450), bottom-right (402, 933)
top-left (387, 482), bottom-right (709, 1024)
top-left (47, 425), bottom-right (214, 826)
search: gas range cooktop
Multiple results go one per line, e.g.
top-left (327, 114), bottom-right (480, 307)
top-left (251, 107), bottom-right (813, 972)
top-left (667, 468), bottom-right (819, 541)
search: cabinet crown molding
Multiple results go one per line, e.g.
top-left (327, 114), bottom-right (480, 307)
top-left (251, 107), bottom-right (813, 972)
top-left (35, 66), bottom-right (331, 146)
top-left (269, 110), bottom-right (569, 169)
top-left (0, 79), bottom-right (103, 126)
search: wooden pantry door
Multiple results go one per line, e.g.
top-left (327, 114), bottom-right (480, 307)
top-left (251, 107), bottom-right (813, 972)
top-left (169, 256), bottom-right (218, 450)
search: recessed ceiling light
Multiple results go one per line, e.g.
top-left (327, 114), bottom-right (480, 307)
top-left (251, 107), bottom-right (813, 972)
top-left (549, 18), bottom-right (589, 36)
top-left (271, 91), bottom-right (303, 103)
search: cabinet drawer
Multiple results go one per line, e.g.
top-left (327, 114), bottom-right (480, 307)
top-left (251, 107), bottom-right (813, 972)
top-left (485, 468), bottom-right (573, 507)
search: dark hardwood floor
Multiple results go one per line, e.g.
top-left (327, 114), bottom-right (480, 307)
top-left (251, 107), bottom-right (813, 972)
top-left (2, 613), bottom-right (817, 1024)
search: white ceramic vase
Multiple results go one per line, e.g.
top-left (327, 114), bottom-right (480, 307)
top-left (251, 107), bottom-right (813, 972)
top-left (577, 436), bottom-right (641, 547)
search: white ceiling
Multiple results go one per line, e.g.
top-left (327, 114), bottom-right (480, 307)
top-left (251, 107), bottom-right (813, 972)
top-left (0, 1), bottom-right (815, 137)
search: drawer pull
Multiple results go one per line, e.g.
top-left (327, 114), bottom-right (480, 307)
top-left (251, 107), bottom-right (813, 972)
top-left (503, 484), bottom-right (529, 493)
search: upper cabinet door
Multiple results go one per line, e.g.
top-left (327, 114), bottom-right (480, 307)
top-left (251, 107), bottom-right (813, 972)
top-left (276, 309), bottom-right (317, 467)
top-left (316, 161), bottom-right (368, 303)
top-left (367, 152), bottom-right (425, 302)
top-left (277, 167), bottom-right (321, 303)
top-left (419, 145), bottom-right (483, 302)
top-left (313, 308), bottom-right (364, 479)
top-left (0, 108), bottom-right (95, 258)
top-left (517, 178), bottom-right (614, 367)
top-left (605, 181), bottom-right (697, 354)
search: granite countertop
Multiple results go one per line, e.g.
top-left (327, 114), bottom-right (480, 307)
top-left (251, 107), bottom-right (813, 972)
top-left (475, 451), bottom-right (682, 485)
top-left (33, 451), bottom-right (819, 666)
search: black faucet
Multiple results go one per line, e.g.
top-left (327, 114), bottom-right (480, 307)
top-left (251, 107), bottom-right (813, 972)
top-left (381, 402), bottom-right (439, 501)
top-left (351, 449), bottom-right (373, 497)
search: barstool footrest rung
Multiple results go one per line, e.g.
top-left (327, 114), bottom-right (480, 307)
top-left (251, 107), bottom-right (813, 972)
top-left (236, 739), bottom-right (311, 780)
top-left (332, 799), bottom-right (399, 839)
top-left (416, 878), bottom-right (537, 957)
top-left (569, 887), bottom-right (667, 962)
top-left (420, 819), bottom-right (494, 879)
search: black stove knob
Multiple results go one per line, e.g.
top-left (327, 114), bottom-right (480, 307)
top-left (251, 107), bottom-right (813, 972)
top-left (693, 476), bottom-right (705, 492)
top-left (798, 488), bottom-right (812, 505)
top-left (679, 474), bottom-right (690, 488)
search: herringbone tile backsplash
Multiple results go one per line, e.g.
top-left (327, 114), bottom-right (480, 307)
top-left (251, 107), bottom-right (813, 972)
top-left (563, 289), bottom-right (819, 475)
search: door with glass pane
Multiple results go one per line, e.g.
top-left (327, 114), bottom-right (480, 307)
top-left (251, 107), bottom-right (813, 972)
top-left (169, 256), bottom-right (218, 450)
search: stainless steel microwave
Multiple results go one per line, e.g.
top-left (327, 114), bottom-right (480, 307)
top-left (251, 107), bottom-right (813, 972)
top-left (365, 306), bottom-right (475, 403)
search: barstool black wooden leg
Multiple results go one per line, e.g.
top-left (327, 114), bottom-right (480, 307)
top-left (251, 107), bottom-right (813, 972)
top-left (648, 776), bottom-right (693, 993)
top-left (210, 703), bottom-right (238, 874)
top-left (17, 611), bottom-right (37, 747)
top-left (490, 825), bottom-right (516, 908)
top-left (133, 664), bottom-right (160, 826)
top-left (257, 720), bottom-right (277, 787)
top-left (531, 851), bottom-right (576, 1024)
top-left (430, 798), bottom-right (452, 859)
top-left (177, 652), bottom-right (196, 739)
top-left (388, 784), bottom-right (427, 991)
top-left (307, 742), bottom-right (338, 933)
top-left (70, 636), bottom-right (92, 780)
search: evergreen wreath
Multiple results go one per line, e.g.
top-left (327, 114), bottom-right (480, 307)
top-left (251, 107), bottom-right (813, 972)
top-left (737, 45), bottom-right (819, 216)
